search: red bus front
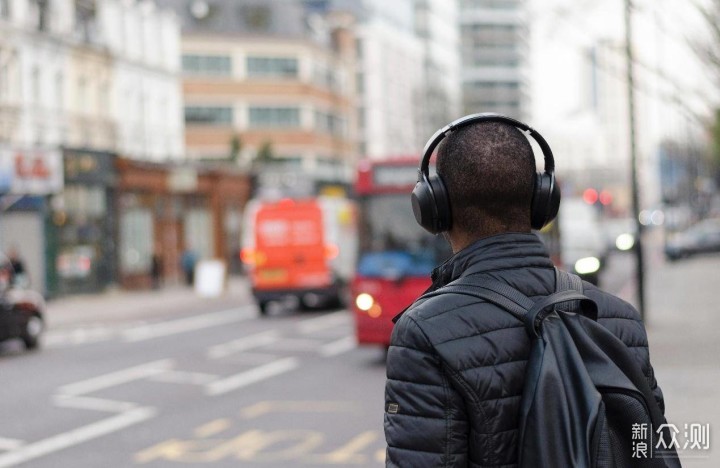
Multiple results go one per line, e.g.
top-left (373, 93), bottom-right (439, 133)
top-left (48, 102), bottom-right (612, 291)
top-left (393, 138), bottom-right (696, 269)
top-left (351, 160), bottom-right (452, 347)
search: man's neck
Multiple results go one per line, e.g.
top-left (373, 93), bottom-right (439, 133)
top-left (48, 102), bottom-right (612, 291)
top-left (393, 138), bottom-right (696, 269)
top-left (447, 226), bottom-right (531, 254)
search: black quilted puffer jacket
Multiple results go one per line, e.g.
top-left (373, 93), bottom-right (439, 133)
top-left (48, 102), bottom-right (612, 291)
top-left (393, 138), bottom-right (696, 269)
top-left (384, 232), bottom-right (664, 468)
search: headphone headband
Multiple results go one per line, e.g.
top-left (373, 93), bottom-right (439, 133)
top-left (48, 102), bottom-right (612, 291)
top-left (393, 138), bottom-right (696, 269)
top-left (418, 112), bottom-right (555, 178)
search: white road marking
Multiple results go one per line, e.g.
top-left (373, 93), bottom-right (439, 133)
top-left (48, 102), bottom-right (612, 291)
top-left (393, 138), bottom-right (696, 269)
top-left (0, 407), bottom-right (156, 468)
top-left (221, 352), bottom-right (282, 365)
top-left (270, 338), bottom-right (323, 351)
top-left (148, 370), bottom-right (218, 386)
top-left (319, 336), bottom-right (356, 357)
top-left (53, 396), bottom-right (138, 413)
top-left (206, 330), bottom-right (280, 359)
top-left (298, 311), bottom-right (349, 334)
top-left (0, 439), bottom-right (23, 452)
top-left (205, 358), bottom-right (299, 396)
top-left (57, 359), bottom-right (174, 397)
top-left (123, 307), bottom-right (256, 342)
top-left (44, 327), bottom-right (117, 347)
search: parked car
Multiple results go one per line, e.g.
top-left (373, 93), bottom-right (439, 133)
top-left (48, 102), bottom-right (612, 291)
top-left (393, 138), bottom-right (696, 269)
top-left (0, 267), bottom-right (45, 350)
top-left (665, 218), bottom-right (720, 261)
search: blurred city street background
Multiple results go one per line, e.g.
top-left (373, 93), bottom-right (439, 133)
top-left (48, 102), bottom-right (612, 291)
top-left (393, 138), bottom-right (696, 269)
top-left (1, 0), bottom-right (720, 466)
top-left (0, 233), bottom-right (717, 467)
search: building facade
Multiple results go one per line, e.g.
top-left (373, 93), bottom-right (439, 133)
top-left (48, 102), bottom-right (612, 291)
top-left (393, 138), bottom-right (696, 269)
top-left (459, 0), bottom-right (530, 120)
top-left (327, 0), bottom-right (425, 159)
top-left (0, 0), bottom-right (184, 296)
top-left (159, 0), bottom-right (358, 193)
top-left (413, 0), bottom-right (461, 137)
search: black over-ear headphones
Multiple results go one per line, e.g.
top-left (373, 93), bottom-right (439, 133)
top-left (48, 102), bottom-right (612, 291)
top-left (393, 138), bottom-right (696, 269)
top-left (411, 113), bottom-right (561, 234)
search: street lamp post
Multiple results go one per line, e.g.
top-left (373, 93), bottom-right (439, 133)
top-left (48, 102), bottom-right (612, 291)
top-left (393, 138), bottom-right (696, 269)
top-left (624, 0), bottom-right (646, 320)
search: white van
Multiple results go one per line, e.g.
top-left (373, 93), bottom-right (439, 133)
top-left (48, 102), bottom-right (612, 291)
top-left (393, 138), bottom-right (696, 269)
top-left (558, 197), bottom-right (607, 285)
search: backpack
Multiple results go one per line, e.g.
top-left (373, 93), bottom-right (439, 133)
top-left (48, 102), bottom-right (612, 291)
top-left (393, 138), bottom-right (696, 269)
top-left (425, 268), bottom-right (681, 468)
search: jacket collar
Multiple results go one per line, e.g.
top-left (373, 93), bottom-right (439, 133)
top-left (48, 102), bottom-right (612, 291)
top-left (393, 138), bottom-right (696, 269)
top-left (393, 232), bottom-right (553, 323)
top-left (431, 232), bottom-right (553, 287)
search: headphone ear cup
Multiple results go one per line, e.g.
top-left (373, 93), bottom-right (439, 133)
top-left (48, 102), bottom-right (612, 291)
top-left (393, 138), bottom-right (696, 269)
top-left (531, 172), bottom-right (558, 230)
top-left (428, 174), bottom-right (451, 232)
top-left (411, 175), bottom-right (451, 234)
top-left (412, 181), bottom-right (438, 234)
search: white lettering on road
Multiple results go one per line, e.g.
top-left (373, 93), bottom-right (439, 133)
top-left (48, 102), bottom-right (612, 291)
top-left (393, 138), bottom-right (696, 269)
top-left (205, 358), bottom-right (299, 396)
top-left (123, 307), bottom-right (256, 342)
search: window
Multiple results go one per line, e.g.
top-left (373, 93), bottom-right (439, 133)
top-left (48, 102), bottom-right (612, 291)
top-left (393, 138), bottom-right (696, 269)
top-left (246, 57), bottom-right (298, 78)
top-left (31, 66), bottom-right (40, 105)
top-left (36, 0), bottom-right (48, 31)
top-left (77, 76), bottom-right (86, 112)
top-left (0, 0), bottom-right (11, 19)
top-left (120, 208), bottom-right (153, 274)
top-left (241, 5), bottom-right (271, 31)
top-left (182, 55), bottom-right (232, 76)
top-left (315, 110), bottom-right (346, 137)
top-left (0, 61), bottom-right (8, 100)
top-left (184, 209), bottom-right (212, 260)
top-left (75, 0), bottom-right (98, 43)
top-left (248, 107), bottom-right (300, 128)
top-left (184, 106), bottom-right (233, 125)
top-left (460, 0), bottom-right (520, 10)
top-left (55, 72), bottom-right (63, 110)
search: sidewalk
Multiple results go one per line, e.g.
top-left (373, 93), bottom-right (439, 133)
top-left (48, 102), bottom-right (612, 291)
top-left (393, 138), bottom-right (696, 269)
top-left (45, 276), bottom-right (254, 329)
top-left (644, 253), bottom-right (720, 466)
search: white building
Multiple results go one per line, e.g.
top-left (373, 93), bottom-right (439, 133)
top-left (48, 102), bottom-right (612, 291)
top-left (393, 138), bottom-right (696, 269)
top-left (0, 0), bottom-right (183, 295)
top-left (329, 0), bottom-right (424, 159)
top-left (413, 0), bottom-right (461, 136)
top-left (99, 0), bottom-right (184, 161)
top-left (459, 0), bottom-right (530, 120)
top-left (0, 0), bottom-right (183, 160)
top-left (357, 5), bottom-right (423, 158)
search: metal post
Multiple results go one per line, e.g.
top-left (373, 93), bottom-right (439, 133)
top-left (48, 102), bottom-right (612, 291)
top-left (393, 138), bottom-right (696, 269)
top-left (624, 0), bottom-right (646, 320)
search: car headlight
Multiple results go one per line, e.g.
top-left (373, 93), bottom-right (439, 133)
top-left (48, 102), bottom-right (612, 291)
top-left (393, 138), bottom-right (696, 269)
top-left (355, 293), bottom-right (375, 311)
top-left (615, 233), bottom-right (635, 251)
top-left (575, 257), bottom-right (600, 275)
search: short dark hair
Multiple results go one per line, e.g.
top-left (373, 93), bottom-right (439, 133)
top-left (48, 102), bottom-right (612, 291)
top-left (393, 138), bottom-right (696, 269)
top-left (436, 121), bottom-right (536, 233)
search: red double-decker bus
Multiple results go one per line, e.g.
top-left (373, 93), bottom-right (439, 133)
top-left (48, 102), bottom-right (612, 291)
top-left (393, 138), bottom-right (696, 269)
top-left (351, 158), bottom-right (452, 347)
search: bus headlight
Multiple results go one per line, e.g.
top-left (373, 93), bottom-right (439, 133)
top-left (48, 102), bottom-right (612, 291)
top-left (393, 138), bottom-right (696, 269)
top-left (355, 293), bottom-right (375, 311)
top-left (615, 233), bottom-right (635, 251)
top-left (575, 257), bottom-right (600, 275)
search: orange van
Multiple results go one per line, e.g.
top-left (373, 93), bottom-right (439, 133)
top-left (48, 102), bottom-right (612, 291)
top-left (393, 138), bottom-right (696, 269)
top-left (241, 197), bottom-right (356, 314)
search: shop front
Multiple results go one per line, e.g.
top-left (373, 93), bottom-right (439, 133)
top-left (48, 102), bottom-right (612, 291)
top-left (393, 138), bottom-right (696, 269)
top-left (117, 159), bottom-right (250, 289)
top-left (0, 147), bottom-right (64, 296)
top-left (51, 149), bottom-right (118, 295)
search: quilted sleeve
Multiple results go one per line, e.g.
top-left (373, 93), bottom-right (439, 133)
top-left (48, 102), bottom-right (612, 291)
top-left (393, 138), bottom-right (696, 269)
top-left (384, 313), bottom-right (469, 468)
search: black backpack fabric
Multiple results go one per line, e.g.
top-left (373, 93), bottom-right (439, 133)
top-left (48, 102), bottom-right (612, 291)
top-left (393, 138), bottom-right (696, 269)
top-left (424, 268), bottom-right (681, 468)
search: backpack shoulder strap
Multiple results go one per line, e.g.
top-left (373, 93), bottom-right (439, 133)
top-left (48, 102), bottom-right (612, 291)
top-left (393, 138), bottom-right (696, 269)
top-left (554, 268), bottom-right (599, 321)
top-left (555, 267), bottom-right (583, 293)
top-left (420, 277), bottom-right (533, 322)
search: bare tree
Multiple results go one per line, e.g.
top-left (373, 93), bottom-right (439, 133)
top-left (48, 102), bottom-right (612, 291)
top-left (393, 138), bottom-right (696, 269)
top-left (691, 0), bottom-right (720, 180)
